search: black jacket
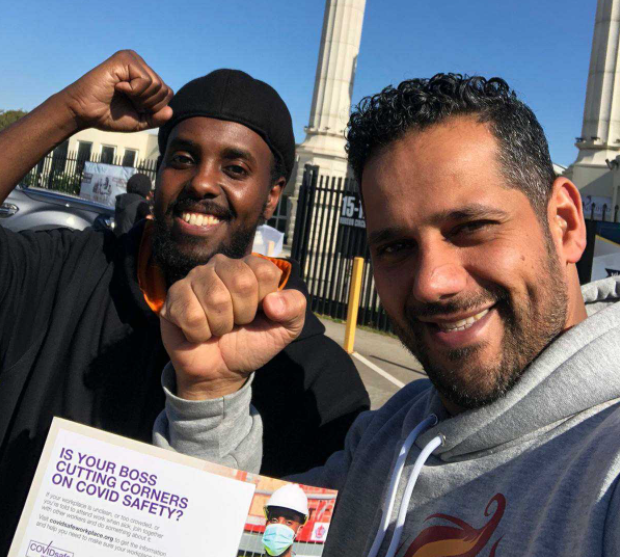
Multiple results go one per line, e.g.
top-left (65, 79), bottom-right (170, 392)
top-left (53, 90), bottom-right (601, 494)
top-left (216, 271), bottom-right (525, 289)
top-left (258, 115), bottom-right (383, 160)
top-left (114, 192), bottom-right (151, 236)
top-left (0, 221), bottom-right (369, 553)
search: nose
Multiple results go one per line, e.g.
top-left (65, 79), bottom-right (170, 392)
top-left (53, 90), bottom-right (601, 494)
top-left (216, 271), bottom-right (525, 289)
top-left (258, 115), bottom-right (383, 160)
top-left (412, 243), bottom-right (468, 303)
top-left (187, 161), bottom-right (222, 198)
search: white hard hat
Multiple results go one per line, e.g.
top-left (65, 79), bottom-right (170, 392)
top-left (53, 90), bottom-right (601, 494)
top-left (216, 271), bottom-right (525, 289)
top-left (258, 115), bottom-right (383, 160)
top-left (265, 484), bottom-right (309, 518)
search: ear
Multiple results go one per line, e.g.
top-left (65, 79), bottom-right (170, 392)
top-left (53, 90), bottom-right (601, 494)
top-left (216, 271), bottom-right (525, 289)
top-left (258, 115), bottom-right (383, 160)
top-left (547, 177), bottom-right (587, 265)
top-left (261, 177), bottom-right (286, 220)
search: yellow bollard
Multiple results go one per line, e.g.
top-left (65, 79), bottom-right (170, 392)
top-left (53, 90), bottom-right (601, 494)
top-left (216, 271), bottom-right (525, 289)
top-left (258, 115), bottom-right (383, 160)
top-left (344, 257), bottom-right (365, 354)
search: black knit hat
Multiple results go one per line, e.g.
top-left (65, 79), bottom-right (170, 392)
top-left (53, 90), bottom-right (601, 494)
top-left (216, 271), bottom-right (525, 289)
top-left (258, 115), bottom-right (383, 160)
top-left (158, 69), bottom-right (295, 181)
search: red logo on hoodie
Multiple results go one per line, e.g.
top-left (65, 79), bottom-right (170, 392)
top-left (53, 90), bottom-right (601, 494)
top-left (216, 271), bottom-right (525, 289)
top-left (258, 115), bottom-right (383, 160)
top-left (402, 493), bottom-right (506, 557)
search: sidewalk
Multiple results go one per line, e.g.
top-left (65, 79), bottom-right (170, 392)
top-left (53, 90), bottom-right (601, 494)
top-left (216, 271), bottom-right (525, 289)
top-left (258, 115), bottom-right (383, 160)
top-left (319, 317), bottom-right (427, 409)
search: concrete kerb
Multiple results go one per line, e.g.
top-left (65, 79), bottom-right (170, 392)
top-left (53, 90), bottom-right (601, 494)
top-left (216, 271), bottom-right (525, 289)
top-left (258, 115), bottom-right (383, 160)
top-left (319, 317), bottom-right (427, 409)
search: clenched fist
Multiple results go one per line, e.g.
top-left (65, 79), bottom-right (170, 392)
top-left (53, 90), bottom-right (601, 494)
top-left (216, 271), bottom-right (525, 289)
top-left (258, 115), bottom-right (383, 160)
top-left (0, 50), bottom-right (173, 205)
top-left (160, 255), bottom-right (307, 400)
top-left (62, 50), bottom-right (174, 133)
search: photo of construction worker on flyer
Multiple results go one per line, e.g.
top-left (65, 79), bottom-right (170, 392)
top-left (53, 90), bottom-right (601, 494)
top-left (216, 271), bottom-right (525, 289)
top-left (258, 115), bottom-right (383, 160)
top-left (237, 479), bottom-right (336, 557)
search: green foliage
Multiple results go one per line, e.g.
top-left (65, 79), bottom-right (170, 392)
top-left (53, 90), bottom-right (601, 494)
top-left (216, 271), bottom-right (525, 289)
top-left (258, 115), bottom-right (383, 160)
top-left (0, 109), bottom-right (28, 131)
top-left (48, 172), bottom-right (81, 195)
top-left (20, 172), bottom-right (39, 188)
top-left (19, 170), bottom-right (81, 195)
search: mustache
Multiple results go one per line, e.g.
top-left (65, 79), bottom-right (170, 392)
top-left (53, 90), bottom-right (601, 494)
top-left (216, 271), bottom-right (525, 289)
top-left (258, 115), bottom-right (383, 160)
top-left (166, 191), bottom-right (235, 221)
top-left (404, 286), bottom-right (508, 321)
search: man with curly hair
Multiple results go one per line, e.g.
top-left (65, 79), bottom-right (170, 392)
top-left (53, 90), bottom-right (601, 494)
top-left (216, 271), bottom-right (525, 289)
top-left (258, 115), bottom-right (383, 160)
top-left (156, 74), bottom-right (620, 556)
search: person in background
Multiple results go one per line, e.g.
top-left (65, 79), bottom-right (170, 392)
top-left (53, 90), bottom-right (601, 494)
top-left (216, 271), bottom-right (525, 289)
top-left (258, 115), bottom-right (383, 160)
top-left (114, 172), bottom-right (152, 235)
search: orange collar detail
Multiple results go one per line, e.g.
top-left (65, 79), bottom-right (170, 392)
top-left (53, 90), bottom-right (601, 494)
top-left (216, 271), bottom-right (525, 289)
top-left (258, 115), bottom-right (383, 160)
top-left (137, 220), bottom-right (167, 314)
top-left (137, 220), bottom-right (292, 315)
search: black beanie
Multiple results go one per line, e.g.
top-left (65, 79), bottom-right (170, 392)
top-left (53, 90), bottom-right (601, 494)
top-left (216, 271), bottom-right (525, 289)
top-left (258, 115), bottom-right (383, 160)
top-left (158, 69), bottom-right (295, 181)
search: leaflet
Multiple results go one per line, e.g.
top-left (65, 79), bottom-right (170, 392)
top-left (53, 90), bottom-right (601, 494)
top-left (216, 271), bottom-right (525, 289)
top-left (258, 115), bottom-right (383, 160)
top-left (9, 418), bottom-right (337, 557)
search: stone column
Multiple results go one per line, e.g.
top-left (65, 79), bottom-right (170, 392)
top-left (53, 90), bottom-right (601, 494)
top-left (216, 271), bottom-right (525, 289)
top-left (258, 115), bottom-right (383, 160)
top-left (572, 0), bottom-right (620, 187)
top-left (285, 0), bottom-right (367, 243)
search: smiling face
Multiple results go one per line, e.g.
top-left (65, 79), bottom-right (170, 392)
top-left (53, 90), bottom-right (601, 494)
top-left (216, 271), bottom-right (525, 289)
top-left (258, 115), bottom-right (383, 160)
top-left (153, 117), bottom-right (283, 283)
top-left (363, 116), bottom-right (573, 412)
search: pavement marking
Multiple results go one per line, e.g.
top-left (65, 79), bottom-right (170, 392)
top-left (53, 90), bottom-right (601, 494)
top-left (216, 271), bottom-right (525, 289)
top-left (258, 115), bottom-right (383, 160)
top-left (352, 352), bottom-right (406, 389)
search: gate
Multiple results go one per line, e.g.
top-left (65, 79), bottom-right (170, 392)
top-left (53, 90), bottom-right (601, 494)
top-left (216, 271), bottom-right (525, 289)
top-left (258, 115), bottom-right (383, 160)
top-left (291, 165), bottom-right (391, 332)
top-left (577, 203), bottom-right (620, 284)
top-left (21, 147), bottom-right (158, 196)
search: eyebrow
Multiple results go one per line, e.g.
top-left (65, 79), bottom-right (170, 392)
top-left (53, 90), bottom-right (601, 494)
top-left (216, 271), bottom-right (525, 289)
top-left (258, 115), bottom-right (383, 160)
top-left (221, 147), bottom-right (256, 166)
top-left (367, 227), bottom-right (410, 247)
top-left (431, 204), bottom-right (510, 225)
top-left (367, 203), bottom-right (510, 246)
top-left (167, 137), bottom-right (198, 151)
top-left (167, 138), bottom-right (257, 166)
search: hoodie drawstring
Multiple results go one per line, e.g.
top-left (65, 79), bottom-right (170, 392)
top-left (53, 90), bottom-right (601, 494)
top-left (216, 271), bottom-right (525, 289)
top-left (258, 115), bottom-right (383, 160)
top-left (367, 414), bottom-right (443, 557)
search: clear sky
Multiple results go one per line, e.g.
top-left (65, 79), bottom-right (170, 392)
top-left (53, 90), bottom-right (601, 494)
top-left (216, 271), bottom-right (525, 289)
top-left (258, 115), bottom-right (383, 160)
top-left (0, 0), bottom-right (596, 167)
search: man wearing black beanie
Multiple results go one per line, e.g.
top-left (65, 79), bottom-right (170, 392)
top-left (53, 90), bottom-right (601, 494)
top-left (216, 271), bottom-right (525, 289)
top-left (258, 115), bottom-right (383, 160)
top-left (0, 50), bottom-right (369, 554)
top-left (151, 67), bottom-right (297, 284)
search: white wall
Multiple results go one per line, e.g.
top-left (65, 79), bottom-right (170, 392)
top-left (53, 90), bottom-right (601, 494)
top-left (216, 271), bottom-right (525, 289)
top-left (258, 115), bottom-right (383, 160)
top-left (67, 129), bottom-right (160, 163)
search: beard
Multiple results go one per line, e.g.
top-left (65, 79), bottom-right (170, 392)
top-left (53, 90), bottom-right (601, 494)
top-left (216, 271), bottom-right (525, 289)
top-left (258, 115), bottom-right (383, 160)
top-left (391, 232), bottom-right (569, 410)
top-left (152, 192), bottom-right (262, 285)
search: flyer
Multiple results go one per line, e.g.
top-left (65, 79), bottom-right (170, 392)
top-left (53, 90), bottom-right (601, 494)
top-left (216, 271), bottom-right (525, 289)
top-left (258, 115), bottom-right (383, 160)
top-left (9, 418), bottom-right (337, 557)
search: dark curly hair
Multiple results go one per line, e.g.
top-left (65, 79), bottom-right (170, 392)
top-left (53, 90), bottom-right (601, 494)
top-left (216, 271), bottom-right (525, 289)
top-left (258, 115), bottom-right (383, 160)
top-left (346, 73), bottom-right (556, 217)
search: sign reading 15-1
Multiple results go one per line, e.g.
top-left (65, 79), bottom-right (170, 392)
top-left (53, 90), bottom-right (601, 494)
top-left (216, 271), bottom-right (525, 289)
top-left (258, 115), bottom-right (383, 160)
top-left (339, 194), bottom-right (366, 229)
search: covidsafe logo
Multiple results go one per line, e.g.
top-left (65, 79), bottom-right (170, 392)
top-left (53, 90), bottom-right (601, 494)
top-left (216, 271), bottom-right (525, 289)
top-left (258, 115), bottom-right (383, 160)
top-left (26, 540), bottom-right (74, 557)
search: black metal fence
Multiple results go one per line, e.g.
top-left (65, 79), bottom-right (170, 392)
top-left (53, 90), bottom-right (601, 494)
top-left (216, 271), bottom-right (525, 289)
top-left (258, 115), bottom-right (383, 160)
top-left (291, 165), bottom-right (392, 332)
top-left (578, 204), bottom-right (620, 284)
top-left (22, 149), bottom-right (158, 196)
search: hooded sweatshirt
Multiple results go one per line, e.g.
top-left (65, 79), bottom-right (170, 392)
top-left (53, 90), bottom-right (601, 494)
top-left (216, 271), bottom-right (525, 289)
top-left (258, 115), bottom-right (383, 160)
top-left (154, 276), bottom-right (620, 557)
top-left (114, 192), bottom-right (151, 236)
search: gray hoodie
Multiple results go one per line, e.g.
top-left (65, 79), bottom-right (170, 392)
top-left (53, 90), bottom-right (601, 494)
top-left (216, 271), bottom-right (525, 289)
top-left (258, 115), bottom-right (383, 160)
top-left (154, 276), bottom-right (620, 556)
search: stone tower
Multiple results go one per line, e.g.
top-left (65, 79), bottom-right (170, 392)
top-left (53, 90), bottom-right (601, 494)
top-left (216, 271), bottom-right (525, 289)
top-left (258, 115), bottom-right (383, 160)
top-left (285, 0), bottom-right (367, 241)
top-left (572, 0), bottom-right (620, 187)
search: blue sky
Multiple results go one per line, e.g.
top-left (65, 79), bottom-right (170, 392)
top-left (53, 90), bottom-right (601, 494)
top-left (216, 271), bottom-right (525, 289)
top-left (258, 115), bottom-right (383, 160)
top-left (0, 0), bottom-right (596, 167)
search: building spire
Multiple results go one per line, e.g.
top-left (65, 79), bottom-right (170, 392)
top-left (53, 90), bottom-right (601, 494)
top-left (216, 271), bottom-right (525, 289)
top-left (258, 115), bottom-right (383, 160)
top-left (572, 0), bottom-right (620, 184)
top-left (302, 0), bottom-right (367, 156)
top-left (285, 0), bottom-right (367, 242)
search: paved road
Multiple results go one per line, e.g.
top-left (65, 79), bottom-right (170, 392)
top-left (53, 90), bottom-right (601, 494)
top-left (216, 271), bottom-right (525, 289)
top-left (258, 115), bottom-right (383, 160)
top-left (319, 318), bottom-right (428, 409)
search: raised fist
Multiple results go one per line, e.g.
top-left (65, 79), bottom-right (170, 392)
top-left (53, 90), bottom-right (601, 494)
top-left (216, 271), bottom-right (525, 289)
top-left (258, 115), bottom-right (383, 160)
top-left (61, 50), bottom-right (173, 133)
top-left (160, 255), bottom-right (307, 400)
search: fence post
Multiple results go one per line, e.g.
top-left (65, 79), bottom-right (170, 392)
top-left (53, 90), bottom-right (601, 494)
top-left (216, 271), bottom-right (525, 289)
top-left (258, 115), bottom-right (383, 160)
top-left (344, 257), bottom-right (365, 354)
top-left (291, 165), bottom-right (313, 262)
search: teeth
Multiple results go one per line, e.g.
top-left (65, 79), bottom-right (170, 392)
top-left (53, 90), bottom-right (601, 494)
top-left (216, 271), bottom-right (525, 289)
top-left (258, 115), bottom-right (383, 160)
top-left (438, 308), bottom-right (490, 332)
top-left (181, 212), bottom-right (221, 227)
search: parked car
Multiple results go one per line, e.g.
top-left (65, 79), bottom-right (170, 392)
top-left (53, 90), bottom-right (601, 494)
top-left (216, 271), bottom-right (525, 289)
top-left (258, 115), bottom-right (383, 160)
top-left (0, 186), bottom-right (114, 232)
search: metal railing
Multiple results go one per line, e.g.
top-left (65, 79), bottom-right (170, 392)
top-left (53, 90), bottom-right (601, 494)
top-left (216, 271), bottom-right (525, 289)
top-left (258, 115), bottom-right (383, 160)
top-left (291, 165), bottom-right (391, 332)
top-left (21, 150), bottom-right (158, 196)
top-left (578, 204), bottom-right (620, 284)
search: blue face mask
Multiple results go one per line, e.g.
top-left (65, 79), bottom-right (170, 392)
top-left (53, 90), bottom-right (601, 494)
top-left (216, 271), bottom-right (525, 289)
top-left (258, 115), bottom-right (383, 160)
top-left (262, 523), bottom-right (296, 556)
